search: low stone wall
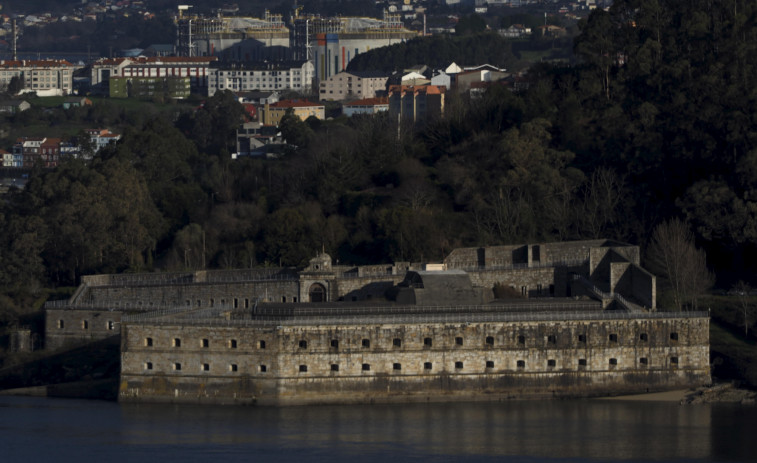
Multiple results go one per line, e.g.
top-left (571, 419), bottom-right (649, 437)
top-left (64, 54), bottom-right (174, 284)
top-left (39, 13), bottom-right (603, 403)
top-left (45, 308), bottom-right (121, 350)
top-left (119, 315), bottom-right (710, 405)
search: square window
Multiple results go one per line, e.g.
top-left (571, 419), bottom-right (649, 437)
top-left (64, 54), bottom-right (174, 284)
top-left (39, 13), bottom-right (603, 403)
top-left (671, 356), bottom-right (679, 365)
top-left (609, 334), bottom-right (618, 343)
top-left (424, 337), bottom-right (433, 347)
top-left (393, 338), bottom-right (402, 347)
top-left (578, 358), bottom-right (587, 366)
top-left (578, 334), bottom-right (586, 343)
top-left (455, 337), bottom-right (463, 346)
top-left (229, 339), bottom-right (238, 348)
top-left (640, 333), bottom-right (648, 341)
top-left (145, 362), bottom-right (153, 370)
top-left (609, 358), bottom-right (618, 366)
top-left (547, 359), bottom-right (556, 367)
top-left (362, 339), bottom-right (370, 348)
top-left (173, 338), bottom-right (181, 347)
top-left (455, 361), bottom-right (464, 369)
top-left (299, 365), bottom-right (308, 372)
top-left (330, 339), bottom-right (339, 348)
top-left (201, 339), bottom-right (209, 348)
top-left (362, 363), bottom-right (371, 371)
top-left (145, 337), bottom-right (153, 347)
top-left (485, 336), bottom-right (494, 345)
top-left (670, 332), bottom-right (679, 341)
top-left (547, 335), bottom-right (556, 344)
top-left (424, 362), bottom-right (432, 370)
top-left (107, 321), bottom-right (115, 330)
top-left (260, 365), bottom-right (268, 372)
top-left (393, 363), bottom-right (401, 371)
top-left (640, 357), bottom-right (648, 365)
top-left (202, 363), bottom-right (210, 371)
top-left (331, 364), bottom-right (339, 372)
top-left (174, 363), bottom-right (182, 371)
top-left (486, 360), bottom-right (494, 368)
top-left (259, 340), bottom-right (266, 349)
top-left (230, 364), bottom-right (238, 372)
top-left (517, 360), bottom-right (526, 368)
top-left (299, 340), bottom-right (308, 349)
top-left (518, 335), bottom-right (525, 345)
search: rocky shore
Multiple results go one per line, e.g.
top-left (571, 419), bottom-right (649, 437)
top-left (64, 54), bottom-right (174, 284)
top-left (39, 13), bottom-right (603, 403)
top-left (681, 382), bottom-right (757, 405)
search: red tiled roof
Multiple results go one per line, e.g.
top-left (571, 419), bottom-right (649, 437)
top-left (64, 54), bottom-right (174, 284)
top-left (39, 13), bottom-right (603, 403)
top-left (345, 97), bottom-right (389, 106)
top-left (269, 99), bottom-right (323, 109)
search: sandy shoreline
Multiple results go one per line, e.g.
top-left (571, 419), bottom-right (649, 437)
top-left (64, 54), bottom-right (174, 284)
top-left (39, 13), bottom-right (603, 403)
top-left (596, 389), bottom-right (691, 402)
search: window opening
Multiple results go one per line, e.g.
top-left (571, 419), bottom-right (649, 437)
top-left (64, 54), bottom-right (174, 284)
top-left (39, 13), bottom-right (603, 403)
top-left (174, 363), bottom-right (182, 371)
top-left (202, 363), bottom-right (210, 371)
top-left (229, 339), bottom-right (238, 348)
top-left (578, 334), bottom-right (586, 343)
top-left (517, 360), bottom-right (526, 368)
top-left (547, 359), bottom-right (556, 367)
top-left (455, 361), bottom-right (464, 369)
top-left (424, 337), bottom-right (433, 347)
top-left (423, 362), bottom-right (432, 370)
top-left (173, 338), bottom-right (181, 347)
top-left (455, 337), bottom-right (463, 346)
top-left (393, 338), bottom-right (402, 347)
top-left (331, 364), bottom-right (339, 372)
top-left (362, 363), bottom-right (371, 371)
top-left (330, 339), bottom-right (339, 348)
top-left (230, 364), bottom-right (238, 372)
top-left (201, 339), bottom-right (209, 348)
top-left (145, 337), bottom-right (153, 347)
top-left (609, 358), bottom-right (618, 366)
top-left (578, 358), bottom-right (587, 366)
top-left (609, 334), bottom-right (618, 343)
top-left (640, 357), bottom-right (648, 365)
top-left (486, 361), bottom-right (494, 368)
top-left (299, 365), bottom-right (308, 372)
top-left (145, 362), bottom-right (153, 370)
top-left (670, 332), bottom-right (679, 341)
top-left (299, 340), bottom-right (307, 349)
top-left (485, 336), bottom-right (494, 345)
top-left (547, 335), bottom-right (556, 344)
top-left (393, 363), bottom-right (401, 371)
top-left (362, 339), bottom-right (370, 348)
top-left (640, 333), bottom-right (648, 341)
top-left (518, 335), bottom-right (525, 345)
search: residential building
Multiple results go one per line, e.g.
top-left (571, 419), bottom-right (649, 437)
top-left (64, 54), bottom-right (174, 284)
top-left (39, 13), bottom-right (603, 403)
top-left (0, 99), bottom-right (30, 114)
top-left (235, 122), bottom-right (285, 158)
top-left (86, 129), bottom-right (121, 153)
top-left (109, 76), bottom-right (190, 99)
top-left (388, 85), bottom-right (446, 124)
top-left (62, 96), bottom-right (92, 109)
top-left (0, 59), bottom-right (77, 95)
top-left (318, 71), bottom-right (389, 101)
top-left (90, 56), bottom-right (217, 95)
top-left (343, 97), bottom-right (389, 117)
top-left (260, 99), bottom-right (325, 126)
top-left (207, 61), bottom-right (313, 96)
top-left (0, 148), bottom-right (12, 167)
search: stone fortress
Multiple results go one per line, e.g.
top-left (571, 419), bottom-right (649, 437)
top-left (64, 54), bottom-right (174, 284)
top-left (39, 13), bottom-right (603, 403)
top-left (44, 240), bottom-right (710, 405)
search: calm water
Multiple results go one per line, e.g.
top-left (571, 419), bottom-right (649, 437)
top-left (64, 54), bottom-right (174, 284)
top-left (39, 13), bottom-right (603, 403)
top-left (1, 396), bottom-right (755, 462)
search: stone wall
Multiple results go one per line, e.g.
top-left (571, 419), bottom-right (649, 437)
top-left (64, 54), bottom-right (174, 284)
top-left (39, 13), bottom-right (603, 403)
top-left (611, 262), bottom-right (657, 310)
top-left (468, 268), bottom-right (560, 297)
top-left (119, 315), bottom-right (710, 405)
top-left (46, 309), bottom-right (121, 350)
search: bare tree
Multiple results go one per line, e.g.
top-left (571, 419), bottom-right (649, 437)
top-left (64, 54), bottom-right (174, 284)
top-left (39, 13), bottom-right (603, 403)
top-left (733, 280), bottom-right (753, 337)
top-left (647, 219), bottom-right (715, 311)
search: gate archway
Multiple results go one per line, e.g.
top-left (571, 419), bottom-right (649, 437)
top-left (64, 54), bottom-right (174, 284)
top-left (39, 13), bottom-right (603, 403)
top-left (309, 283), bottom-right (327, 302)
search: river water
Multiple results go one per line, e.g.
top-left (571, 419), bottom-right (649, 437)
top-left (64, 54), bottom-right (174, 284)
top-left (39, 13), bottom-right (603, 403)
top-left (1, 396), bottom-right (755, 462)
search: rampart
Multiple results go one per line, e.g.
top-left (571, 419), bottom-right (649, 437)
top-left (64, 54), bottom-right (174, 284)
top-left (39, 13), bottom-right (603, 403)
top-left (118, 309), bottom-right (710, 405)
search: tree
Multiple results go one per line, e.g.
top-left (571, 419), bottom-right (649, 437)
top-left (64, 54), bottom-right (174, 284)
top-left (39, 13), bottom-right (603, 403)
top-left (647, 219), bottom-right (714, 311)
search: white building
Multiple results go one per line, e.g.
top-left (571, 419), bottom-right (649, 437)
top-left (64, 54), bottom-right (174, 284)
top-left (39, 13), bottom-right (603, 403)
top-left (0, 59), bottom-right (77, 95)
top-left (207, 61), bottom-right (314, 96)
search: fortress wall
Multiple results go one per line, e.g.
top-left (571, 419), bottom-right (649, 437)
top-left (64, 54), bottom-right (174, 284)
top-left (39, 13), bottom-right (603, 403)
top-left (334, 276), bottom-right (405, 301)
top-left (119, 316), bottom-right (710, 405)
top-left (468, 268), bottom-right (558, 297)
top-left (45, 309), bottom-right (121, 350)
top-left (84, 280), bottom-right (301, 308)
top-left (611, 263), bottom-right (657, 309)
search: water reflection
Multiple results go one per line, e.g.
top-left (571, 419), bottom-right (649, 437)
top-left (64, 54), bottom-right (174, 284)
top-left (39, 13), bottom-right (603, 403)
top-left (1, 396), bottom-right (752, 462)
